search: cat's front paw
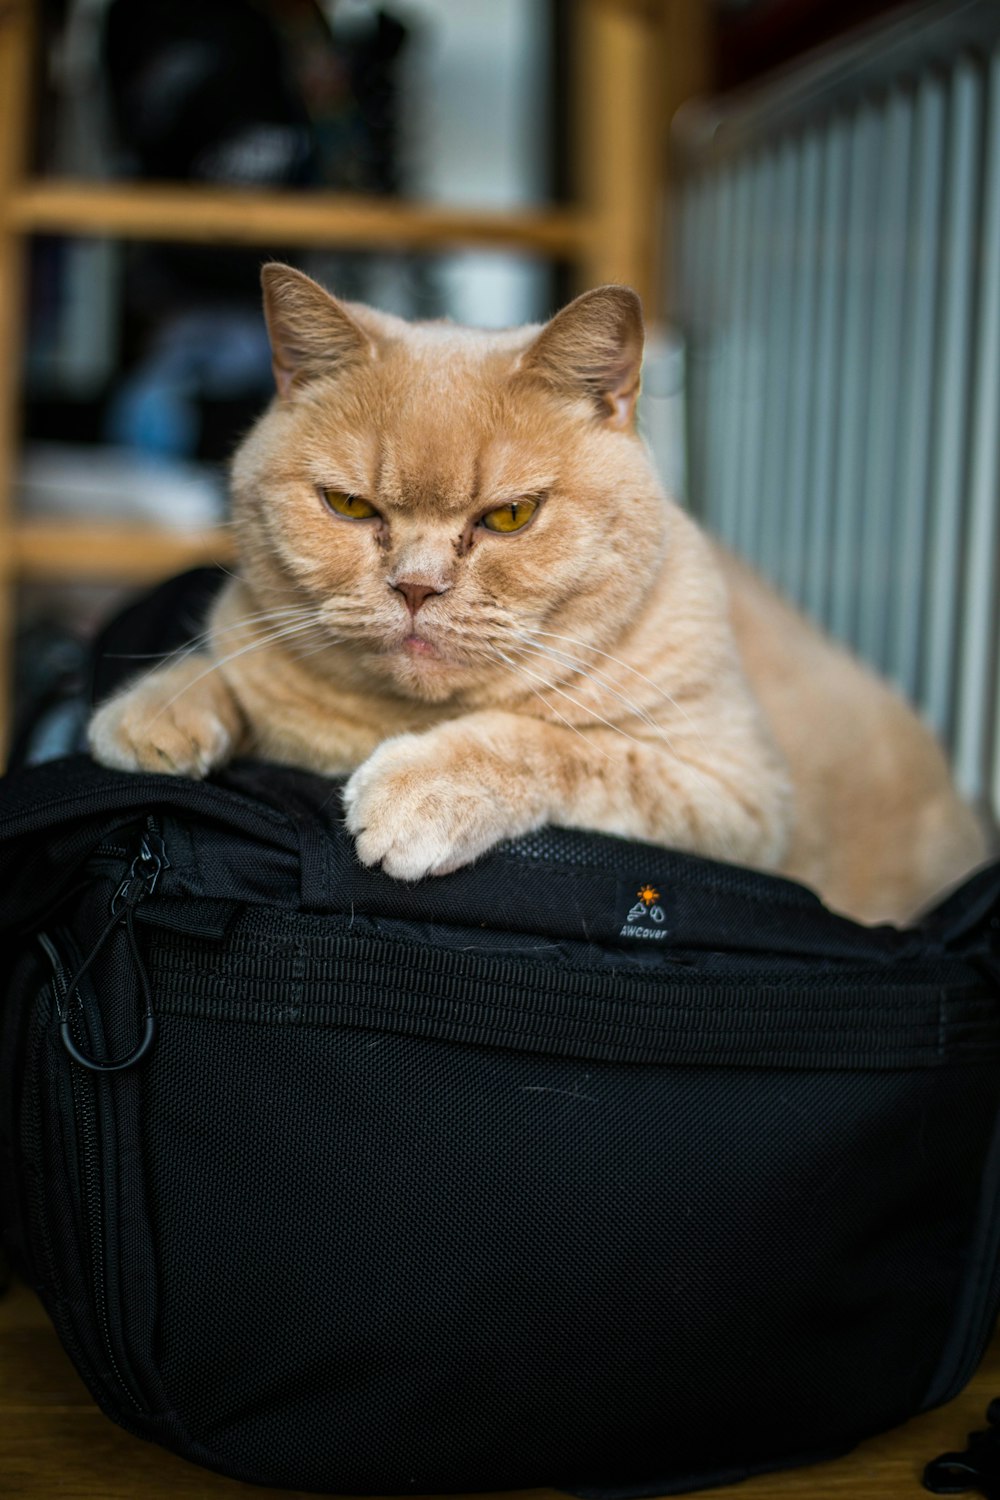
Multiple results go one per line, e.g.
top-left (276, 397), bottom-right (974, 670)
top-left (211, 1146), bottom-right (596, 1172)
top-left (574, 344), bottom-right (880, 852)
top-left (88, 657), bottom-right (244, 777)
top-left (343, 727), bottom-right (542, 879)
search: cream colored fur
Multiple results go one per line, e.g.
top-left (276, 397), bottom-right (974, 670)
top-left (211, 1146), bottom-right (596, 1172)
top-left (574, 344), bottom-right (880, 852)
top-left (88, 266), bottom-right (987, 924)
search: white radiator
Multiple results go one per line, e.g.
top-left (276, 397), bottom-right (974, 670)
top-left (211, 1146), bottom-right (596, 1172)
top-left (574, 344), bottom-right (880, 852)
top-left (671, 0), bottom-right (1000, 829)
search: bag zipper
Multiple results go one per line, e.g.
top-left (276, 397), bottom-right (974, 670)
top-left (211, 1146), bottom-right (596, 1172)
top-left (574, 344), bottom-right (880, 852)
top-left (38, 929), bottom-right (147, 1414)
top-left (58, 820), bottom-right (167, 1074)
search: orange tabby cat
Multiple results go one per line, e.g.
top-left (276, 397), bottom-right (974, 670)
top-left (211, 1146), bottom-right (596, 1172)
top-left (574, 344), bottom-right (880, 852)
top-left (88, 264), bottom-right (986, 924)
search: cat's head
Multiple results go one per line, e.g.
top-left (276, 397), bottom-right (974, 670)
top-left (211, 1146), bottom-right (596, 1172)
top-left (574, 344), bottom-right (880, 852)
top-left (229, 264), bottom-right (669, 706)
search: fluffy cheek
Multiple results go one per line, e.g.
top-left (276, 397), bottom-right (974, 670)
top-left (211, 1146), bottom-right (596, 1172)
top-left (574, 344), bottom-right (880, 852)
top-left (242, 490), bottom-right (387, 611)
top-left (470, 515), bottom-right (611, 619)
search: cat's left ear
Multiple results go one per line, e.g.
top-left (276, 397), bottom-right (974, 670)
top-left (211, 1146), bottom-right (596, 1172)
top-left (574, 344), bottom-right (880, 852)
top-left (517, 285), bottom-right (644, 429)
top-left (261, 263), bottom-right (372, 399)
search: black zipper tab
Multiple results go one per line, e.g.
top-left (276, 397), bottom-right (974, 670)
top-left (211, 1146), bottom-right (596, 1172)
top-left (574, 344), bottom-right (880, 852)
top-left (111, 822), bottom-right (169, 917)
top-left (59, 823), bottom-right (165, 1073)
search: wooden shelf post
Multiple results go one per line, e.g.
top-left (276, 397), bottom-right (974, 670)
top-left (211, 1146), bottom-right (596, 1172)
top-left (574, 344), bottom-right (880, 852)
top-left (574, 0), bottom-right (664, 314)
top-left (0, 0), bottom-right (34, 759)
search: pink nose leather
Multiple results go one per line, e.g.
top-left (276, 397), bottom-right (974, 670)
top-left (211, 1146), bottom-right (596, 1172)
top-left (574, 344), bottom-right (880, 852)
top-left (391, 579), bottom-right (444, 615)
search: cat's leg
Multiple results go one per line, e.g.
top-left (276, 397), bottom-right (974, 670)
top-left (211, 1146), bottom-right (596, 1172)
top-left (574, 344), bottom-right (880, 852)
top-left (343, 708), bottom-right (792, 879)
top-left (88, 653), bottom-right (247, 776)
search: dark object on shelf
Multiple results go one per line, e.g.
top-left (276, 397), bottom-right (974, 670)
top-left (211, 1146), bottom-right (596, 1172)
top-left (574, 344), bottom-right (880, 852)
top-left (102, 0), bottom-right (324, 309)
top-left (96, 0), bottom-right (413, 456)
top-left (103, 0), bottom-right (316, 187)
top-left (103, 0), bottom-right (408, 193)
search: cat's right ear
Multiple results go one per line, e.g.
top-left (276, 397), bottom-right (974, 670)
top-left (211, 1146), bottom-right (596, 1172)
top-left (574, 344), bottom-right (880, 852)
top-left (517, 285), bottom-right (644, 429)
top-left (261, 264), bottom-right (372, 399)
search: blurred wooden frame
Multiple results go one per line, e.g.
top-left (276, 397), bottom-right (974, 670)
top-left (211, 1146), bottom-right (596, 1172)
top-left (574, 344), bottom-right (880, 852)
top-left (0, 0), bottom-right (712, 759)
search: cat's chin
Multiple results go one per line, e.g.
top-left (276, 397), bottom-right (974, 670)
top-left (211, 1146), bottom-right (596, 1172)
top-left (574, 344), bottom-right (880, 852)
top-left (372, 640), bottom-right (470, 704)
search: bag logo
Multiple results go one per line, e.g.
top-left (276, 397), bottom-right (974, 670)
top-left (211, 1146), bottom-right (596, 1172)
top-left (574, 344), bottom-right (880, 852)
top-left (620, 883), bottom-right (668, 941)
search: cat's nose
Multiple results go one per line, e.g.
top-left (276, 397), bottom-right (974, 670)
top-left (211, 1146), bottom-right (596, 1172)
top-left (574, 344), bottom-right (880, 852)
top-left (389, 578), bottom-right (448, 616)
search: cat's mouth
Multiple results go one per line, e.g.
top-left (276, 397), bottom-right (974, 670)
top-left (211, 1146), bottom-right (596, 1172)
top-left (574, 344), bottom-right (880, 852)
top-left (401, 633), bottom-right (440, 659)
top-left (378, 625), bottom-right (478, 682)
top-left (372, 625), bottom-right (487, 702)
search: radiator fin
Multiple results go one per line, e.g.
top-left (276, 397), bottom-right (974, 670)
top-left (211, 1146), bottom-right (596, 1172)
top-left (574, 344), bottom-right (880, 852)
top-left (675, 30), bottom-right (1000, 828)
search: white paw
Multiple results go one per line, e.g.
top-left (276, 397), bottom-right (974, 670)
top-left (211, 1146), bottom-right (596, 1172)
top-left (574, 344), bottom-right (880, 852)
top-left (343, 730), bottom-right (537, 879)
top-left (88, 679), bottom-right (235, 778)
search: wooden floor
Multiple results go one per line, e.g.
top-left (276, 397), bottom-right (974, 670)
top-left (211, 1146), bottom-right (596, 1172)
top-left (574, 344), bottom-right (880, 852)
top-left (1, 1273), bottom-right (995, 1499)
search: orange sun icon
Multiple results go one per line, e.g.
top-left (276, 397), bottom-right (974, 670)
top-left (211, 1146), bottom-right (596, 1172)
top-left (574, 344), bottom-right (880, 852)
top-left (637, 885), bottom-right (660, 906)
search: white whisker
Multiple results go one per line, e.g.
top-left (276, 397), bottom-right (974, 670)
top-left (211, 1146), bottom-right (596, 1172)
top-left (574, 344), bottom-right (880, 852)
top-left (105, 605), bottom-right (322, 663)
top-left (524, 626), bottom-right (713, 746)
top-left (513, 637), bottom-right (675, 741)
top-left (151, 614), bottom-right (329, 720)
top-left (287, 631), bottom-right (346, 663)
top-left (494, 646), bottom-right (642, 745)
top-left (489, 647), bottom-right (613, 759)
top-left (511, 639), bottom-right (730, 817)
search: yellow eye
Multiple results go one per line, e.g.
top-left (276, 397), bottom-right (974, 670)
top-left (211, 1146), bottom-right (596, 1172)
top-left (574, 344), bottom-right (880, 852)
top-left (323, 489), bottom-right (378, 520)
top-left (481, 499), bottom-right (539, 533)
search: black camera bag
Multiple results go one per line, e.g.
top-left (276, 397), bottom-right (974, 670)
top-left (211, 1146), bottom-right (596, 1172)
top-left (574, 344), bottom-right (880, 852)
top-left (1, 571), bottom-right (999, 1497)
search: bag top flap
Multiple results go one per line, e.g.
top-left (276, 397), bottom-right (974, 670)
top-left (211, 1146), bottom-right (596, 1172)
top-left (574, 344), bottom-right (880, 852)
top-left (0, 751), bottom-right (997, 971)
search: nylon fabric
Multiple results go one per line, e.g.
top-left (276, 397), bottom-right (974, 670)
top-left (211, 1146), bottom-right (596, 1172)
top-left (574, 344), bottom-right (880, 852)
top-left (140, 997), bottom-right (1000, 1493)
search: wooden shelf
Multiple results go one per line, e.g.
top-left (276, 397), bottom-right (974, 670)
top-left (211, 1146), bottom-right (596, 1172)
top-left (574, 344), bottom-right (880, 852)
top-left (10, 521), bottom-right (235, 581)
top-left (8, 180), bottom-right (589, 256)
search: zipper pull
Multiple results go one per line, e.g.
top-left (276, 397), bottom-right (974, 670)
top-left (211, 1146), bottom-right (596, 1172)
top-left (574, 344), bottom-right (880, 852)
top-left (60, 823), bottom-right (166, 1074)
top-left (111, 822), bottom-right (170, 917)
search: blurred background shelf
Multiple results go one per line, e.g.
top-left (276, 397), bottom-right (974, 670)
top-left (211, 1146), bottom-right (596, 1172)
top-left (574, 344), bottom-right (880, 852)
top-left (0, 0), bottom-right (696, 756)
top-left (11, 520), bottom-right (236, 580)
top-left (8, 180), bottom-right (589, 256)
